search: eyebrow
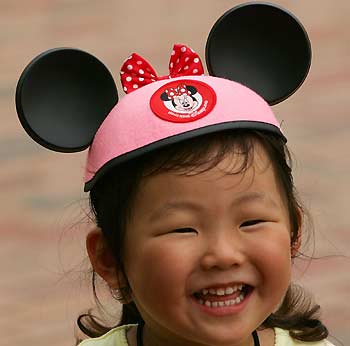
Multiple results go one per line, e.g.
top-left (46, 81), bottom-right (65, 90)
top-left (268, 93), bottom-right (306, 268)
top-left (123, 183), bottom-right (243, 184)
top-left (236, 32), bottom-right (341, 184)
top-left (149, 192), bottom-right (278, 222)
top-left (149, 201), bottom-right (204, 222)
top-left (234, 191), bottom-right (278, 207)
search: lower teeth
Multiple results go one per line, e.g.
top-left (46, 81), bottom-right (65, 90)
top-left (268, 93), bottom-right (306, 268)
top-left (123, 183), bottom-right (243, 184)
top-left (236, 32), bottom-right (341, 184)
top-left (198, 292), bottom-right (245, 308)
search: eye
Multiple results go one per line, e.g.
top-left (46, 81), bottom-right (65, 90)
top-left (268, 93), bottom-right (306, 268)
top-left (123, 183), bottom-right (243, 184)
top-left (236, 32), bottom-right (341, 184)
top-left (172, 228), bottom-right (197, 234)
top-left (240, 220), bottom-right (264, 228)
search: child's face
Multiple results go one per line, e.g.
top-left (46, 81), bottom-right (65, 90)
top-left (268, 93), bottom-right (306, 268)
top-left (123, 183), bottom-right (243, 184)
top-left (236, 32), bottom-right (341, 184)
top-left (123, 142), bottom-right (293, 346)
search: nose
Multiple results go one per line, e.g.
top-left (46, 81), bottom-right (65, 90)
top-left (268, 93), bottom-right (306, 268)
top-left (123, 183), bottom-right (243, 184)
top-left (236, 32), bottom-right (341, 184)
top-left (200, 228), bottom-right (246, 271)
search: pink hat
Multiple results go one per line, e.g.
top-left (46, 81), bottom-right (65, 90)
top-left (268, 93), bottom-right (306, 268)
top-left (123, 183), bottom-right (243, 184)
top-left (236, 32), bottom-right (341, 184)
top-left (15, 3), bottom-right (311, 191)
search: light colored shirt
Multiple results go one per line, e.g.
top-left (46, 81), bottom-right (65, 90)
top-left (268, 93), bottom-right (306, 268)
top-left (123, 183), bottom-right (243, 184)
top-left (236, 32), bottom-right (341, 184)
top-left (274, 328), bottom-right (334, 346)
top-left (78, 324), bottom-right (134, 346)
top-left (78, 324), bottom-right (335, 346)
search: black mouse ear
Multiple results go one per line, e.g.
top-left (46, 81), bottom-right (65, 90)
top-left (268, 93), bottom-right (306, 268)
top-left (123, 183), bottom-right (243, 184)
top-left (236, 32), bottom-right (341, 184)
top-left (16, 48), bottom-right (118, 152)
top-left (205, 2), bottom-right (311, 105)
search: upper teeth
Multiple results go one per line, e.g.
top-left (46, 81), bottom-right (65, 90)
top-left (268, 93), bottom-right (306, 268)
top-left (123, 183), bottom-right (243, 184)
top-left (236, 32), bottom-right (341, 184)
top-left (201, 284), bottom-right (244, 296)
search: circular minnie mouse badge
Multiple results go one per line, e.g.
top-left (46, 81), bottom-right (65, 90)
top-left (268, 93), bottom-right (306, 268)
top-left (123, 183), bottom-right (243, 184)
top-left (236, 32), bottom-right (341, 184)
top-left (150, 79), bottom-right (216, 123)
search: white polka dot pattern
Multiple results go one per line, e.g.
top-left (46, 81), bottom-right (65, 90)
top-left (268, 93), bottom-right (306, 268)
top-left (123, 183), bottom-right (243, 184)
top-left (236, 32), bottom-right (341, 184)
top-left (120, 44), bottom-right (204, 94)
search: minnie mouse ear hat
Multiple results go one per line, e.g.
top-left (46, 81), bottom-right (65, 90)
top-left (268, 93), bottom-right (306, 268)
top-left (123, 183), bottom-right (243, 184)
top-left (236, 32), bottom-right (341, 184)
top-left (15, 2), bottom-right (311, 192)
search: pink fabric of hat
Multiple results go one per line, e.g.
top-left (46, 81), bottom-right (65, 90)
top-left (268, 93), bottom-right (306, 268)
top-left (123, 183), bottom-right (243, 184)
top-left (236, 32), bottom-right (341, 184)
top-left (84, 44), bottom-right (283, 191)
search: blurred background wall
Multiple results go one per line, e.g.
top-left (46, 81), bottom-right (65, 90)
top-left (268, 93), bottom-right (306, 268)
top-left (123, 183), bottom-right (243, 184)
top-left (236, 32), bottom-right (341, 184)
top-left (1, 0), bottom-right (349, 345)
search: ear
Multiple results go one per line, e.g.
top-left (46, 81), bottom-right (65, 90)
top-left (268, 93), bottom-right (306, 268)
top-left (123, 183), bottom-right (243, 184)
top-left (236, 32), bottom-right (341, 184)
top-left (86, 228), bottom-right (133, 304)
top-left (86, 228), bottom-right (126, 289)
top-left (205, 3), bottom-right (311, 105)
top-left (160, 92), bottom-right (170, 101)
top-left (186, 86), bottom-right (197, 94)
top-left (16, 48), bottom-right (118, 152)
top-left (291, 207), bottom-right (303, 257)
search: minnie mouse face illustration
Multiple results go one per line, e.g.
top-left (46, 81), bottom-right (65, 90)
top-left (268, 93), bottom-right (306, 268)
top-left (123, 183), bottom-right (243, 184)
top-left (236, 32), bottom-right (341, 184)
top-left (173, 91), bottom-right (197, 111)
top-left (150, 79), bottom-right (216, 123)
top-left (160, 84), bottom-right (202, 114)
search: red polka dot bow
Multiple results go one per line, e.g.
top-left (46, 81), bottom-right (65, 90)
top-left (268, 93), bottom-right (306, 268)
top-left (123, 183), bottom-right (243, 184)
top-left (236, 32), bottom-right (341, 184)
top-left (165, 84), bottom-right (192, 100)
top-left (120, 44), bottom-right (204, 94)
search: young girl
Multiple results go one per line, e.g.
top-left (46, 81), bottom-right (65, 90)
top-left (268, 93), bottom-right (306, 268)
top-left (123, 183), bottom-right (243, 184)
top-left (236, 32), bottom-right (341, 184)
top-left (16, 3), bottom-right (335, 346)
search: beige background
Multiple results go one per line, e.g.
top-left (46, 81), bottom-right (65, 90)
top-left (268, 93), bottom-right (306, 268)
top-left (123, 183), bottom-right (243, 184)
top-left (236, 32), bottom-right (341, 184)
top-left (1, 1), bottom-right (349, 345)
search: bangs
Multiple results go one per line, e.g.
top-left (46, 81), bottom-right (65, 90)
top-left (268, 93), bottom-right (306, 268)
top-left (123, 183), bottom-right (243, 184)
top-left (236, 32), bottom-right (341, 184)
top-left (139, 130), bottom-right (283, 178)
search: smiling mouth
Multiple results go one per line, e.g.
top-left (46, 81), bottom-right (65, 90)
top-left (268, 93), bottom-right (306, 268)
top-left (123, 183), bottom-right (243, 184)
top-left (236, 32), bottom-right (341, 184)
top-left (192, 284), bottom-right (253, 308)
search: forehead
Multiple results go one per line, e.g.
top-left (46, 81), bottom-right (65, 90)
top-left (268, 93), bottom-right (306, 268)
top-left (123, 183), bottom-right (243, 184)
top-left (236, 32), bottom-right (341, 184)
top-left (133, 142), bottom-right (283, 211)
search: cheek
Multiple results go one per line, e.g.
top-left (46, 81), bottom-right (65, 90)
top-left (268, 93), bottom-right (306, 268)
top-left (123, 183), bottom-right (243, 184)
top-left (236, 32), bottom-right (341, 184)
top-left (124, 240), bottom-right (195, 300)
top-left (253, 231), bottom-right (292, 292)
